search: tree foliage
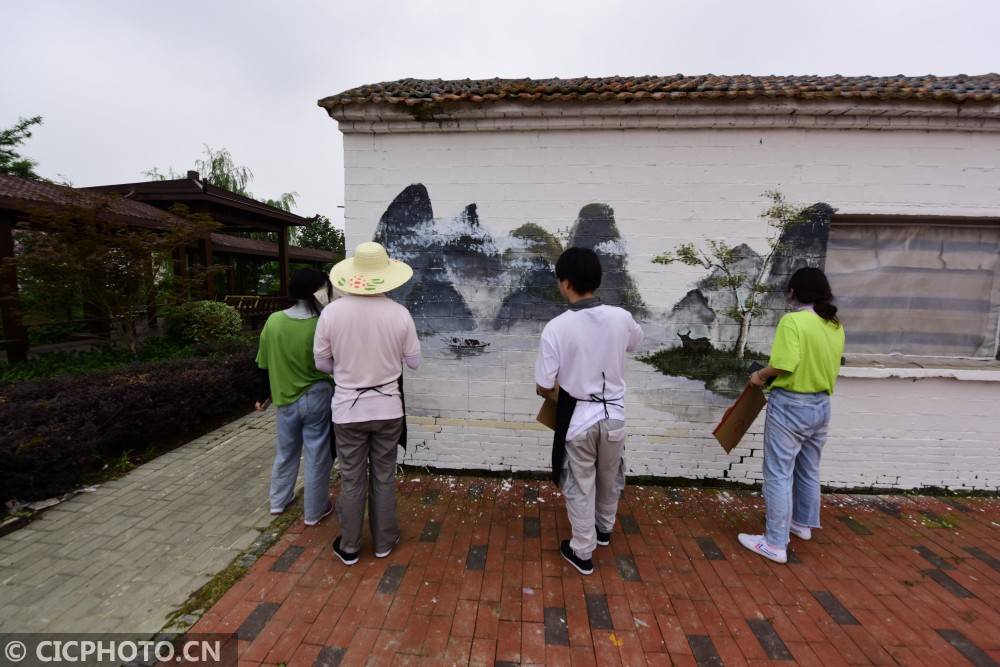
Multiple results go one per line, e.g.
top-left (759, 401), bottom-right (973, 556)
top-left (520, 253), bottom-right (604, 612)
top-left (10, 199), bottom-right (220, 351)
top-left (292, 214), bottom-right (345, 257)
top-left (653, 191), bottom-right (811, 358)
top-left (0, 116), bottom-right (44, 181)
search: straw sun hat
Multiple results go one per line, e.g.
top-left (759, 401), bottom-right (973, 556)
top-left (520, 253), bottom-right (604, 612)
top-left (329, 242), bottom-right (413, 295)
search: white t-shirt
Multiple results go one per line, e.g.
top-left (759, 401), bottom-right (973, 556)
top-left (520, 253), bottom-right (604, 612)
top-left (534, 304), bottom-right (644, 441)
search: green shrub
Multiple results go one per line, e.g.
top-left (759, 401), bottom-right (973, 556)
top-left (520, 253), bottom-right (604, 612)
top-left (163, 301), bottom-right (242, 346)
top-left (27, 321), bottom-right (89, 345)
top-left (1, 344), bottom-right (257, 501)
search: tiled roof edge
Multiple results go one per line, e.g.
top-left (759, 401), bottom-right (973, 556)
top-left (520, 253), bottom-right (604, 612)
top-left (319, 74), bottom-right (1000, 109)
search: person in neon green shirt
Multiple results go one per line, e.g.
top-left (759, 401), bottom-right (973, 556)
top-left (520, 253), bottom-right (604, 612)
top-left (739, 267), bottom-right (845, 564)
top-left (254, 269), bottom-right (336, 527)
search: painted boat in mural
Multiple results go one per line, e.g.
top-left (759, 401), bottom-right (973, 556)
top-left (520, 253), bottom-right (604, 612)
top-left (442, 336), bottom-right (491, 352)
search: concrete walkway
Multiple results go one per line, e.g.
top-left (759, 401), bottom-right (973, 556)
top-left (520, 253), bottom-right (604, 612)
top-left (0, 411), bottom-right (282, 634)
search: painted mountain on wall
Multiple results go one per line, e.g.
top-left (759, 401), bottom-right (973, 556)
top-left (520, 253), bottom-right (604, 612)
top-left (372, 184), bottom-right (646, 334)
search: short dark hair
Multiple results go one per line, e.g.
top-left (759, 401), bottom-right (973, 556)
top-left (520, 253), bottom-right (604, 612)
top-left (555, 247), bottom-right (602, 294)
top-left (289, 268), bottom-right (332, 316)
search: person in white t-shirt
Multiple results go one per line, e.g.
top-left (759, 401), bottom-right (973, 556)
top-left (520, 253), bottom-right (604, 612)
top-left (534, 247), bottom-right (644, 575)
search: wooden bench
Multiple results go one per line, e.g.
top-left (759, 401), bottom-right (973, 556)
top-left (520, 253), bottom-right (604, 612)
top-left (223, 295), bottom-right (294, 329)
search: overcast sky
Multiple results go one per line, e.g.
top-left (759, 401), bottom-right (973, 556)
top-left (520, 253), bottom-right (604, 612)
top-left (4, 0), bottom-right (998, 227)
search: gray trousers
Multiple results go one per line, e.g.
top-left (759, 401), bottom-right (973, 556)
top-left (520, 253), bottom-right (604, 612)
top-left (333, 418), bottom-right (403, 553)
top-left (561, 419), bottom-right (626, 559)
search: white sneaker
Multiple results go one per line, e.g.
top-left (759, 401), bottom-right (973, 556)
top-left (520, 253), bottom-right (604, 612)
top-left (304, 502), bottom-right (333, 527)
top-left (738, 533), bottom-right (788, 564)
top-left (790, 522), bottom-right (812, 540)
top-left (270, 494), bottom-right (295, 515)
top-left (375, 535), bottom-right (400, 558)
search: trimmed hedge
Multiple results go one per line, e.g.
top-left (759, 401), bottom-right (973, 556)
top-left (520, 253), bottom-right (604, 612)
top-left (0, 346), bottom-right (257, 502)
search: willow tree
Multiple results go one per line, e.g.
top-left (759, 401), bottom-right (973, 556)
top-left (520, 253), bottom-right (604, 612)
top-left (144, 145), bottom-right (298, 217)
top-left (653, 191), bottom-right (811, 359)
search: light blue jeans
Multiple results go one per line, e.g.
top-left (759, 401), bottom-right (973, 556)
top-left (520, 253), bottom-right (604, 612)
top-left (271, 382), bottom-right (334, 523)
top-left (762, 388), bottom-right (831, 549)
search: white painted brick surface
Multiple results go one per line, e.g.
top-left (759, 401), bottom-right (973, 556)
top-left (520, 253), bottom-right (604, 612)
top-left (344, 124), bottom-right (1000, 491)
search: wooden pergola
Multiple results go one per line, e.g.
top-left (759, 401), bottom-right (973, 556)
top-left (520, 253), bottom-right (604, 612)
top-left (85, 170), bottom-right (317, 295)
top-left (0, 173), bottom-right (334, 363)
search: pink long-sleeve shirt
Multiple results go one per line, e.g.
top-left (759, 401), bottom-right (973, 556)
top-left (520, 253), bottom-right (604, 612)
top-left (313, 294), bottom-right (421, 424)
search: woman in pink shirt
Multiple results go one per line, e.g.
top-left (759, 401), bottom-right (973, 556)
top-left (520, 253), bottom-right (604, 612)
top-left (314, 242), bottom-right (421, 565)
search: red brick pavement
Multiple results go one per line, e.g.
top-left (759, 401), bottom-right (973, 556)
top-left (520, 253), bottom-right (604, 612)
top-left (191, 475), bottom-right (1000, 666)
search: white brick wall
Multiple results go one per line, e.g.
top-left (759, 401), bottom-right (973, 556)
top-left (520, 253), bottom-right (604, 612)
top-left (339, 114), bottom-right (1000, 491)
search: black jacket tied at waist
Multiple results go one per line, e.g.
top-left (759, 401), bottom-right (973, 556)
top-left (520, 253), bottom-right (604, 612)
top-left (330, 373), bottom-right (407, 462)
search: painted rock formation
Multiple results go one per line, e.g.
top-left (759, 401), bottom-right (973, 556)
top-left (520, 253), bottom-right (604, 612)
top-left (566, 204), bottom-right (646, 316)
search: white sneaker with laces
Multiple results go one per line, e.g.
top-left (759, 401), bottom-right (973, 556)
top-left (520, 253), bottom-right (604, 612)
top-left (789, 522), bottom-right (812, 540)
top-left (738, 533), bottom-right (788, 564)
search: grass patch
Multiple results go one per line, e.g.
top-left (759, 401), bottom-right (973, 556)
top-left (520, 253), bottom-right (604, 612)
top-left (640, 346), bottom-right (766, 397)
top-left (163, 496), bottom-right (306, 630)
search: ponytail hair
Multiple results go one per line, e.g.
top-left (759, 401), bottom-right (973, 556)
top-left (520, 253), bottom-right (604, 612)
top-left (788, 267), bottom-right (839, 326)
top-left (289, 268), bottom-right (332, 317)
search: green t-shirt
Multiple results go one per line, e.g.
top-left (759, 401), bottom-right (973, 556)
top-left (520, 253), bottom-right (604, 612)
top-left (768, 310), bottom-right (846, 395)
top-left (256, 312), bottom-right (331, 407)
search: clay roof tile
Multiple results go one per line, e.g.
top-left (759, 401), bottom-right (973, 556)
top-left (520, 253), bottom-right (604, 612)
top-left (319, 74), bottom-right (1000, 110)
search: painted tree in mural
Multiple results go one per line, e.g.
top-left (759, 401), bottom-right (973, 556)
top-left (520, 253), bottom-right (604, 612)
top-left (653, 191), bottom-right (812, 359)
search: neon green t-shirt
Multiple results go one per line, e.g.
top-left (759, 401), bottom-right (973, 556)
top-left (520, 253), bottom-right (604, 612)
top-left (256, 312), bottom-right (331, 407)
top-left (768, 310), bottom-right (846, 395)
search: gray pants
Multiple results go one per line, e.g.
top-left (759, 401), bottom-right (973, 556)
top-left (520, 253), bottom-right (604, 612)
top-left (271, 382), bottom-right (334, 523)
top-left (562, 419), bottom-right (626, 560)
top-left (334, 418), bottom-right (403, 553)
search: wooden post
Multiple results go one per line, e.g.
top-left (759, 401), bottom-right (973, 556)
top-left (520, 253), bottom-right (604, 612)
top-left (201, 236), bottom-right (215, 299)
top-left (0, 210), bottom-right (28, 363)
top-left (146, 256), bottom-right (158, 328)
top-left (227, 257), bottom-right (237, 295)
top-left (278, 226), bottom-right (289, 296)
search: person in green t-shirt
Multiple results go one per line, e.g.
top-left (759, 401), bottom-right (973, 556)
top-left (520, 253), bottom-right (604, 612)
top-left (254, 269), bottom-right (336, 527)
top-left (739, 267), bottom-right (845, 564)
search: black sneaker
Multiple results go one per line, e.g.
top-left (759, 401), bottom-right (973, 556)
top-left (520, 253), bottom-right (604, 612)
top-left (560, 540), bottom-right (594, 576)
top-left (596, 529), bottom-right (612, 547)
top-left (332, 536), bottom-right (359, 565)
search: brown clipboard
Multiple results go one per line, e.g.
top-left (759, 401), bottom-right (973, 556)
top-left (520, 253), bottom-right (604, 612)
top-left (536, 383), bottom-right (559, 430)
top-left (712, 382), bottom-right (766, 452)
